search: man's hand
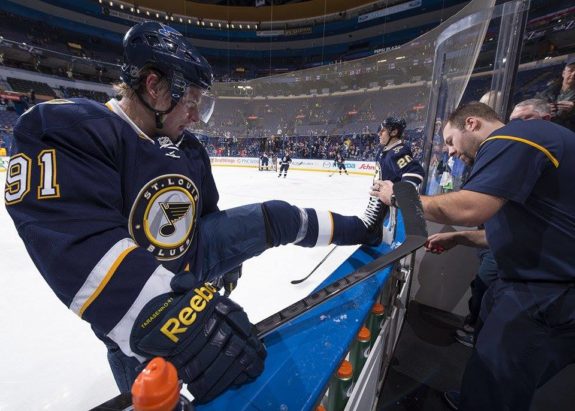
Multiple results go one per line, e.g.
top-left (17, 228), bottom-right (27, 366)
top-left (370, 180), bottom-right (394, 205)
top-left (425, 232), bottom-right (460, 254)
top-left (556, 100), bottom-right (574, 113)
top-left (130, 279), bottom-right (266, 404)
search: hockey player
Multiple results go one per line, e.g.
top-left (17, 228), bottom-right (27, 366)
top-left (362, 117), bottom-right (425, 229)
top-left (375, 117), bottom-right (425, 186)
top-left (334, 152), bottom-right (349, 175)
top-left (259, 152), bottom-right (270, 171)
top-left (4, 22), bottom-right (387, 405)
top-left (278, 150), bottom-right (292, 178)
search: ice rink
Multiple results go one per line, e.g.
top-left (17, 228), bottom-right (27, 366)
top-left (0, 166), bottom-right (373, 410)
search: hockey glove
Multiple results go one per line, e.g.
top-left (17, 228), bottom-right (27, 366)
top-left (214, 264), bottom-right (243, 297)
top-left (130, 280), bottom-right (266, 404)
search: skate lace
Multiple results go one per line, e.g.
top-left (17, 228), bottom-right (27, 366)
top-left (361, 195), bottom-right (383, 228)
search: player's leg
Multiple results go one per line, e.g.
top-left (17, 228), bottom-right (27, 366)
top-left (197, 201), bottom-right (385, 282)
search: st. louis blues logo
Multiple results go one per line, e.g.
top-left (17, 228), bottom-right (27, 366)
top-left (129, 175), bottom-right (199, 260)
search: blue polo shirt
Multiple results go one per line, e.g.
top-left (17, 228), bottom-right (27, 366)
top-left (463, 119), bottom-right (575, 282)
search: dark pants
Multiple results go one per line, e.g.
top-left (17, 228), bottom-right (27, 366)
top-left (460, 279), bottom-right (575, 411)
top-left (467, 251), bottom-right (498, 326)
top-left (279, 164), bottom-right (289, 174)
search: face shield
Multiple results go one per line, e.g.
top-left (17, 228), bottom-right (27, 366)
top-left (179, 86), bottom-right (216, 125)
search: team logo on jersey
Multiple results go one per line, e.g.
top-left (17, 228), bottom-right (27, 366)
top-left (129, 175), bottom-right (199, 260)
top-left (157, 136), bottom-right (181, 159)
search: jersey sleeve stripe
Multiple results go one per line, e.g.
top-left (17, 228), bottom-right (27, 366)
top-left (483, 136), bottom-right (559, 168)
top-left (106, 265), bottom-right (175, 360)
top-left (70, 238), bottom-right (138, 317)
top-left (401, 173), bottom-right (424, 181)
top-left (316, 210), bottom-right (333, 246)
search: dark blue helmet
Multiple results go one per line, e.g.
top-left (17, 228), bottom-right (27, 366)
top-left (121, 21), bottom-right (213, 104)
top-left (378, 117), bottom-right (407, 136)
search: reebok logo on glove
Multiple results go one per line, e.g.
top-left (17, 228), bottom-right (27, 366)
top-left (160, 283), bottom-right (218, 343)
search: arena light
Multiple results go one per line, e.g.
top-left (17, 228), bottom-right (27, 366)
top-left (239, 24), bottom-right (243, 29)
top-left (130, 7), bottom-right (134, 12)
top-left (218, 22), bottom-right (222, 28)
top-left (119, 4), bottom-right (124, 9)
top-left (188, 19), bottom-right (192, 24)
top-left (179, 17), bottom-right (183, 23)
top-left (146, 10), bottom-right (150, 16)
top-left (136, 8), bottom-right (140, 14)
top-left (247, 24), bottom-right (251, 29)
top-left (196, 20), bottom-right (200, 26)
top-left (210, 22), bottom-right (213, 27)
top-left (109, 1), bottom-right (113, 6)
top-left (155, 13), bottom-right (159, 18)
top-left (201, 21), bottom-right (205, 26)
top-left (231, 24), bottom-right (235, 28)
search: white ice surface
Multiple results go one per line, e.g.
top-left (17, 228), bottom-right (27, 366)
top-left (0, 167), bottom-right (371, 410)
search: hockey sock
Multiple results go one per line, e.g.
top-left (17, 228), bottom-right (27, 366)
top-left (331, 213), bottom-right (371, 245)
top-left (261, 201), bottom-right (331, 247)
top-left (261, 201), bottom-right (370, 248)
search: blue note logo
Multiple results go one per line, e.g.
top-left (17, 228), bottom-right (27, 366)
top-left (130, 175), bottom-right (199, 260)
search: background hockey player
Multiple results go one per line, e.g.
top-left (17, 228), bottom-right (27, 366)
top-left (259, 151), bottom-right (270, 171)
top-left (334, 152), bottom-right (349, 175)
top-left (278, 149), bottom-right (292, 178)
top-left (362, 117), bottom-right (425, 229)
top-left (4, 22), bottom-right (389, 405)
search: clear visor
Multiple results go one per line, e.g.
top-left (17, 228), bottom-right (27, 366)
top-left (180, 87), bottom-right (216, 124)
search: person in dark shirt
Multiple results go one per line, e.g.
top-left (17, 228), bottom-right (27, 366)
top-left (373, 102), bottom-right (575, 411)
top-left (536, 56), bottom-right (575, 130)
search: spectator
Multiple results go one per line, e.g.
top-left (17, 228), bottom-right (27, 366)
top-left (510, 98), bottom-right (552, 120)
top-left (536, 55), bottom-right (575, 130)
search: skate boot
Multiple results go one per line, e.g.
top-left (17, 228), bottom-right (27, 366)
top-left (361, 195), bottom-right (388, 246)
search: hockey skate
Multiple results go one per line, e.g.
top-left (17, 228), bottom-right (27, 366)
top-left (361, 195), bottom-right (389, 246)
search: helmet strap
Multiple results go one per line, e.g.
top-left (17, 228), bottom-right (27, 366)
top-left (135, 90), bottom-right (177, 129)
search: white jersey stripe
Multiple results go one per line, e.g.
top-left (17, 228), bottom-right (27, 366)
top-left (107, 265), bottom-right (175, 361)
top-left (316, 211), bottom-right (334, 246)
top-left (402, 173), bottom-right (424, 181)
top-left (70, 238), bottom-right (138, 316)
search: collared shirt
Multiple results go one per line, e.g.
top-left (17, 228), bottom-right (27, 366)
top-left (463, 119), bottom-right (575, 282)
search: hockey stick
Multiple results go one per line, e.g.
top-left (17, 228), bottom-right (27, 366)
top-left (290, 246), bottom-right (338, 285)
top-left (256, 181), bottom-right (427, 339)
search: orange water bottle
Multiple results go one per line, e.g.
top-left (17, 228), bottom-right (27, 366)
top-left (131, 357), bottom-right (193, 411)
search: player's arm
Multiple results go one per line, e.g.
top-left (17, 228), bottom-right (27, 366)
top-left (393, 147), bottom-right (425, 187)
top-left (5, 104), bottom-right (263, 403)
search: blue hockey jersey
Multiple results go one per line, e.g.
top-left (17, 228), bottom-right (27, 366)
top-left (375, 140), bottom-right (425, 186)
top-left (4, 98), bottom-right (219, 358)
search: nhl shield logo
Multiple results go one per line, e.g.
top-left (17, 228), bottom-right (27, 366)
top-left (130, 175), bottom-right (199, 260)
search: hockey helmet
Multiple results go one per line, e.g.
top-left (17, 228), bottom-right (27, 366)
top-left (377, 117), bottom-right (407, 136)
top-left (121, 21), bottom-right (215, 123)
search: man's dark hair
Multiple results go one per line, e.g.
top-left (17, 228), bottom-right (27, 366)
top-left (447, 102), bottom-right (502, 129)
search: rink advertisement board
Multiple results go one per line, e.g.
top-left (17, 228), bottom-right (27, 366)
top-left (210, 156), bottom-right (376, 176)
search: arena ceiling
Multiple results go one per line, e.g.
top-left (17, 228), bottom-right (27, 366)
top-left (130, 0), bottom-right (402, 21)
